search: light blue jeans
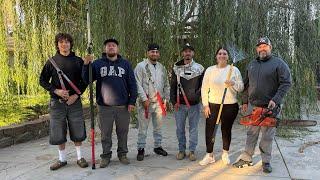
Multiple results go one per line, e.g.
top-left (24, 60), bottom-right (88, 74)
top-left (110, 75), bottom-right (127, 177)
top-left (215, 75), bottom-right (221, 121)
top-left (174, 103), bottom-right (201, 152)
top-left (137, 102), bottom-right (163, 149)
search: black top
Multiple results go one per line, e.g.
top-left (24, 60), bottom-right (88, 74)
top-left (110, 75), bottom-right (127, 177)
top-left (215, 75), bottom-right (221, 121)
top-left (39, 52), bottom-right (88, 100)
top-left (242, 55), bottom-right (292, 106)
top-left (170, 60), bottom-right (204, 105)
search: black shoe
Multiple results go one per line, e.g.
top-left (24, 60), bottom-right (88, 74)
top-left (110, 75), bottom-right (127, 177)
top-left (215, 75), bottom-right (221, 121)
top-left (262, 162), bottom-right (272, 173)
top-left (154, 147), bottom-right (168, 156)
top-left (137, 148), bottom-right (145, 161)
top-left (233, 159), bottom-right (253, 168)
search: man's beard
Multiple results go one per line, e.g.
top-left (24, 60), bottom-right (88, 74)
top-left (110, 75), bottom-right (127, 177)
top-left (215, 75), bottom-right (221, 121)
top-left (149, 57), bottom-right (158, 62)
top-left (259, 51), bottom-right (268, 60)
top-left (184, 56), bottom-right (192, 61)
top-left (107, 52), bottom-right (117, 58)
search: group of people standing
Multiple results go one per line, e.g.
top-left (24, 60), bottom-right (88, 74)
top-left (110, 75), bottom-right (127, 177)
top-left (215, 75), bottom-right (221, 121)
top-left (40, 33), bottom-right (291, 174)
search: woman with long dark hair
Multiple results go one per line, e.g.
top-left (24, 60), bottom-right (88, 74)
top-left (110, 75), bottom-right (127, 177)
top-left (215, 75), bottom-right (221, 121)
top-left (199, 47), bottom-right (244, 166)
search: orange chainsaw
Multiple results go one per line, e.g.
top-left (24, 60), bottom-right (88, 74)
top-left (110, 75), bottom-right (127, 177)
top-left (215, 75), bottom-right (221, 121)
top-left (240, 107), bottom-right (317, 127)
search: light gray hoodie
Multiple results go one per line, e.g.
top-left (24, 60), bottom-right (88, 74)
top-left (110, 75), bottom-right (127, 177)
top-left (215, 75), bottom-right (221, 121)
top-left (134, 58), bottom-right (170, 105)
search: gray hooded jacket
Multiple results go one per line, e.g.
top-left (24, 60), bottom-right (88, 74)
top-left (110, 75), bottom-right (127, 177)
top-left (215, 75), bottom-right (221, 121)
top-left (242, 55), bottom-right (292, 106)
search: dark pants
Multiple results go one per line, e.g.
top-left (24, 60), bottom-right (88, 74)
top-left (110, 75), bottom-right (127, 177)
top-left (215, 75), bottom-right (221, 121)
top-left (205, 103), bottom-right (239, 153)
top-left (49, 98), bottom-right (86, 145)
top-left (98, 105), bottom-right (130, 159)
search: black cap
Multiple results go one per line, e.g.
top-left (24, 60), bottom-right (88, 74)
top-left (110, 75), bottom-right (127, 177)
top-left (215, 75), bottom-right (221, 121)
top-left (147, 43), bottom-right (160, 51)
top-left (256, 37), bottom-right (271, 46)
top-left (182, 43), bottom-right (194, 51)
top-left (104, 38), bottom-right (119, 45)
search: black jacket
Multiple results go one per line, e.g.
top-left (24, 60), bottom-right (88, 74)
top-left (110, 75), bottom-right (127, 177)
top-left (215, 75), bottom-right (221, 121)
top-left (39, 52), bottom-right (88, 99)
top-left (170, 59), bottom-right (205, 105)
top-left (242, 55), bottom-right (292, 106)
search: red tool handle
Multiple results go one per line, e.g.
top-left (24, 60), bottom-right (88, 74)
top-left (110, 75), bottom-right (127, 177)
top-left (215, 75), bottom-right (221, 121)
top-left (182, 93), bottom-right (191, 108)
top-left (156, 92), bottom-right (166, 116)
top-left (91, 128), bottom-right (95, 169)
top-left (68, 80), bottom-right (81, 95)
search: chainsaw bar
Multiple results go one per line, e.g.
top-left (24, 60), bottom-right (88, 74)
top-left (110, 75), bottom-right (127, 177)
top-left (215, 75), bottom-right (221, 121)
top-left (277, 119), bottom-right (317, 127)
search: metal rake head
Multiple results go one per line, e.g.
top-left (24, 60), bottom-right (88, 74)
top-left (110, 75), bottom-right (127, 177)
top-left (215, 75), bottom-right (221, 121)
top-left (226, 43), bottom-right (246, 64)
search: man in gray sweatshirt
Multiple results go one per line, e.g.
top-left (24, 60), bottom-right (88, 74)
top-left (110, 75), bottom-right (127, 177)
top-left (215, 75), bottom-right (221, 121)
top-left (135, 43), bottom-right (170, 161)
top-left (233, 37), bottom-right (292, 173)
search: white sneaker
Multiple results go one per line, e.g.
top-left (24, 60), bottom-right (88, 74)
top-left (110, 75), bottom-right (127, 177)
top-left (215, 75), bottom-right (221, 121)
top-left (222, 151), bottom-right (230, 165)
top-left (199, 153), bottom-right (215, 166)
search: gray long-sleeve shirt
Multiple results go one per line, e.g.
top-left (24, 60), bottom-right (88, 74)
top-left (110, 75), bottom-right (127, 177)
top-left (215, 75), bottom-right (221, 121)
top-left (134, 59), bottom-right (170, 104)
top-left (242, 55), bottom-right (292, 106)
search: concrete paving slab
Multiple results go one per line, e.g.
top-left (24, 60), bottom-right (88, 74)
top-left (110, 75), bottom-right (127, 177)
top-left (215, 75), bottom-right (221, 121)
top-left (1, 112), bottom-right (317, 180)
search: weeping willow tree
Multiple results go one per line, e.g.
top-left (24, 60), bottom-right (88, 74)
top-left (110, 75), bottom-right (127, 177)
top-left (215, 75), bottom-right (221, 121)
top-left (0, 0), bottom-right (9, 99)
top-left (289, 0), bottom-right (319, 117)
top-left (90, 0), bottom-right (177, 67)
top-left (1, 0), bottom-right (57, 97)
top-left (0, 0), bottom-right (319, 119)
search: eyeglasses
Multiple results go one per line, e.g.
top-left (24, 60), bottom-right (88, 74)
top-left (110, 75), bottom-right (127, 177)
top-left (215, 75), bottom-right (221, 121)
top-left (218, 53), bottom-right (227, 55)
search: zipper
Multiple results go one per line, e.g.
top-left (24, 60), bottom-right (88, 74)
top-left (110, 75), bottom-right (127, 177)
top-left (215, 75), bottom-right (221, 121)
top-left (257, 61), bottom-right (261, 93)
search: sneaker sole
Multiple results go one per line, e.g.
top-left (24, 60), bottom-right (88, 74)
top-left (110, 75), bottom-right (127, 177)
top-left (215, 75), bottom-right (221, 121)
top-left (176, 155), bottom-right (186, 160)
top-left (77, 164), bottom-right (89, 168)
top-left (263, 169), bottom-right (272, 173)
top-left (120, 161), bottom-right (130, 165)
top-left (176, 157), bottom-right (185, 160)
top-left (50, 162), bottom-right (67, 171)
top-left (222, 161), bottom-right (230, 165)
top-left (50, 167), bottom-right (65, 171)
top-left (156, 153), bottom-right (168, 156)
top-left (99, 160), bottom-right (110, 168)
top-left (234, 162), bottom-right (254, 168)
top-left (199, 160), bottom-right (215, 166)
top-left (100, 165), bottom-right (108, 168)
top-left (154, 150), bottom-right (168, 156)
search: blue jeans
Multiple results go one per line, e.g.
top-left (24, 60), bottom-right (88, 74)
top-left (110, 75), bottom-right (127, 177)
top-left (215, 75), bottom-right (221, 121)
top-left (174, 103), bottom-right (201, 152)
top-left (137, 103), bottom-right (163, 149)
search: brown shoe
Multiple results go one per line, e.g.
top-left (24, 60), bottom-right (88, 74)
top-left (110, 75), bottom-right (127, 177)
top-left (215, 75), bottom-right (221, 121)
top-left (119, 155), bottom-right (130, 165)
top-left (77, 158), bottom-right (89, 168)
top-left (176, 151), bottom-right (186, 160)
top-left (100, 158), bottom-right (110, 168)
top-left (188, 151), bottom-right (197, 161)
top-left (50, 160), bottom-right (67, 171)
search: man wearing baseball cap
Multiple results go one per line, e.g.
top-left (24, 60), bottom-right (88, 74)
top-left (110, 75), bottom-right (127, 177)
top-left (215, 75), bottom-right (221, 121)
top-left (233, 37), bottom-right (292, 173)
top-left (82, 38), bottom-right (137, 168)
top-left (170, 43), bottom-right (204, 161)
top-left (134, 43), bottom-right (170, 161)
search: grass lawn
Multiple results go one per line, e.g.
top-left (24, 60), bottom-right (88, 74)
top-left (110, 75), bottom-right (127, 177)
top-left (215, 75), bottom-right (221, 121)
top-left (0, 93), bottom-right (97, 127)
top-left (0, 95), bottom-right (50, 127)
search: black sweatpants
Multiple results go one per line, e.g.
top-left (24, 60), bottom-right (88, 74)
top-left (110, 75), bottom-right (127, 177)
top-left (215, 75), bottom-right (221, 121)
top-left (205, 103), bottom-right (239, 153)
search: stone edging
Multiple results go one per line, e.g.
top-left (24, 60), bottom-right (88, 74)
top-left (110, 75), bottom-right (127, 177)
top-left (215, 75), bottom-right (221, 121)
top-left (0, 115), bottom-right (50, 148)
